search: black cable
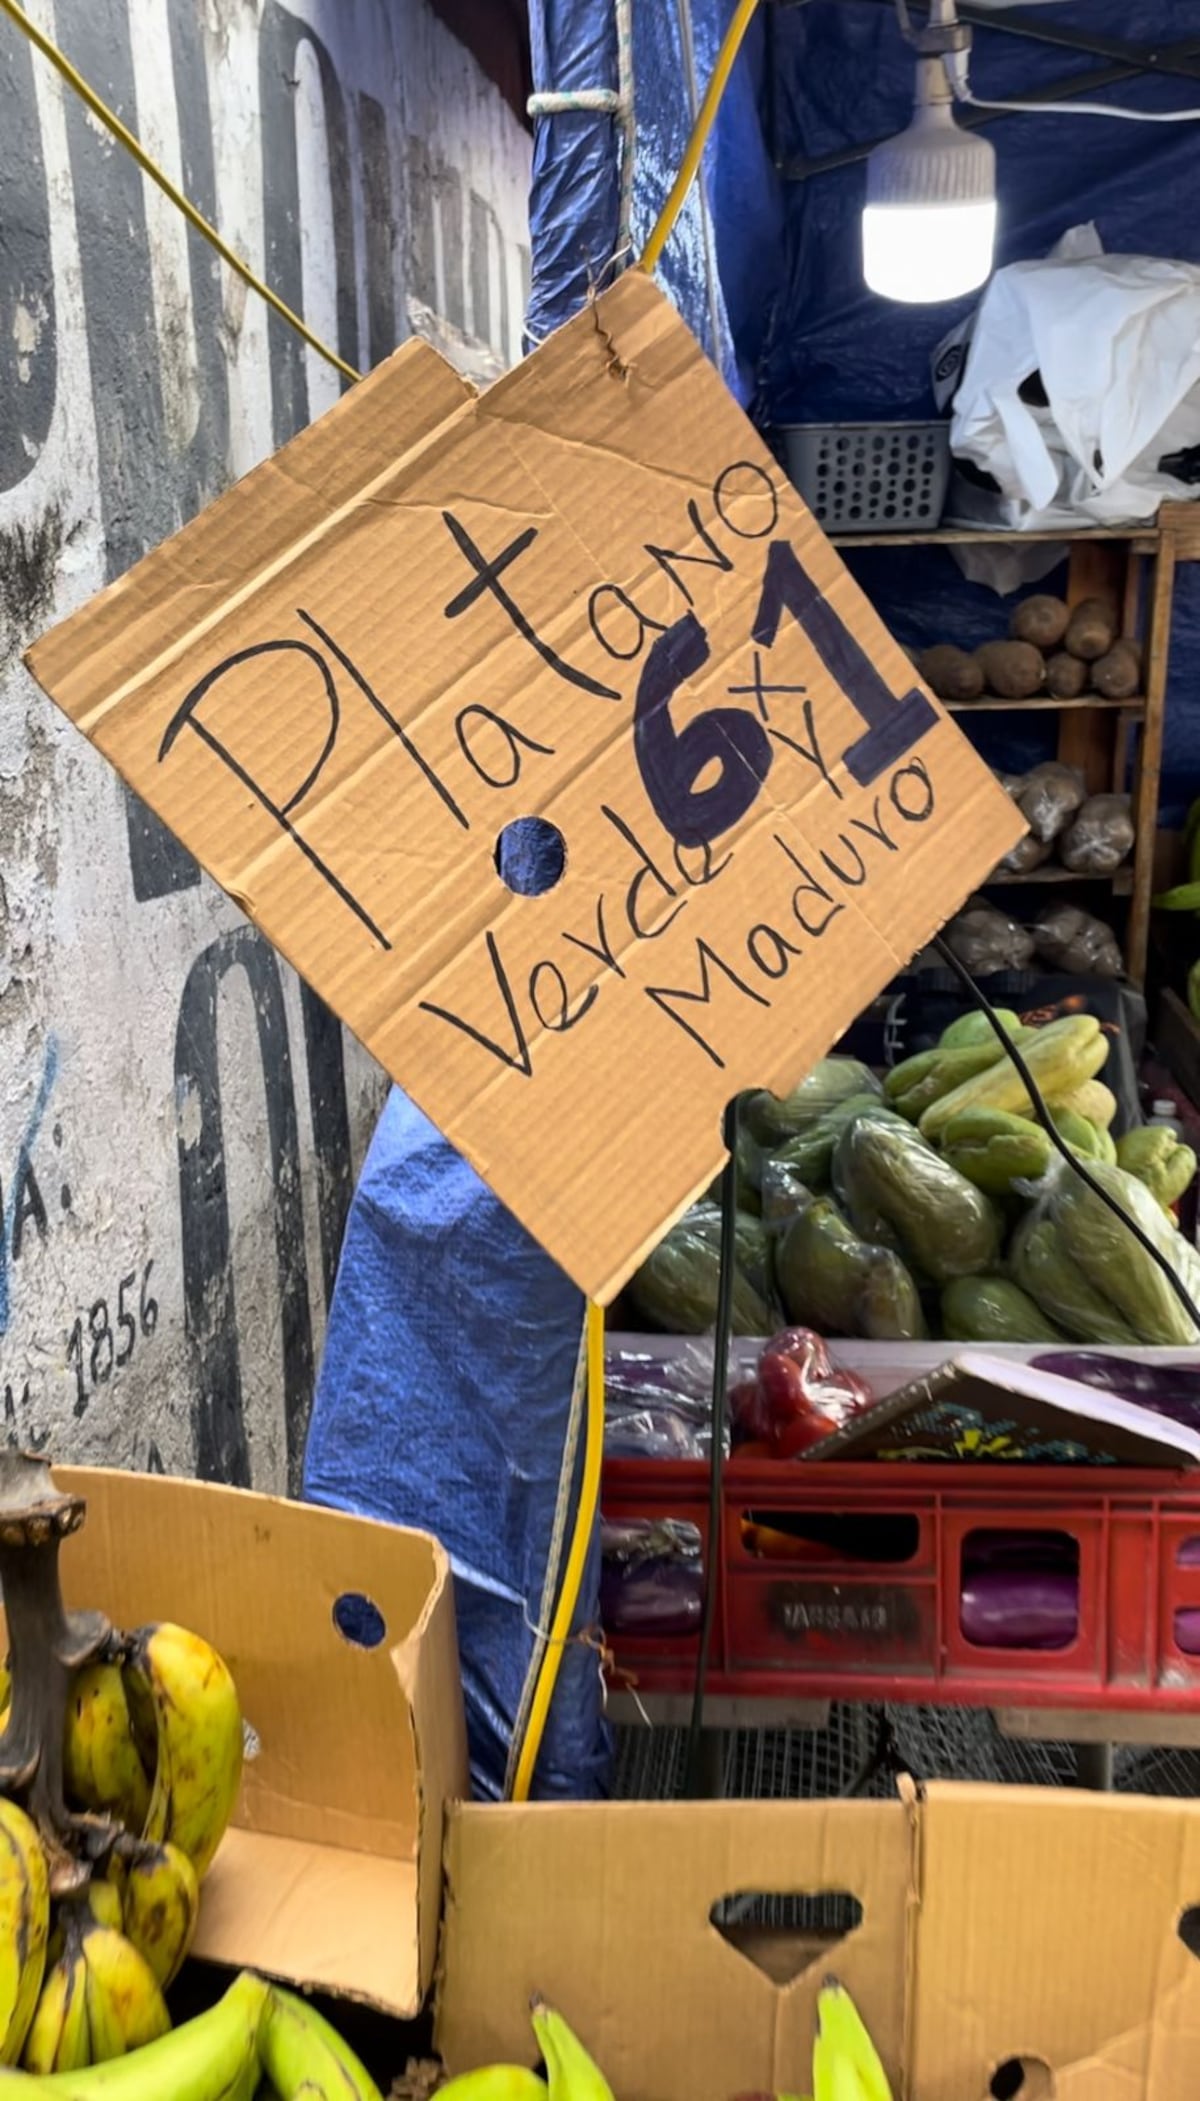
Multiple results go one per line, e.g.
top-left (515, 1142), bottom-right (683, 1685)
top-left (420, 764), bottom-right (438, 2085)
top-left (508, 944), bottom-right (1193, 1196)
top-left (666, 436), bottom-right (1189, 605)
top-left (682, 1096), bottom-right (739, 1800)
top-left (931, 934), bottom-right (1200, 1330)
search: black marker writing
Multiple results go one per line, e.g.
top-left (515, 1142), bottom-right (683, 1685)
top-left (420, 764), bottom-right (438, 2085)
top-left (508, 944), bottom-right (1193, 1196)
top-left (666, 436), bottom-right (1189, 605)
top-left (442, 511), bottom-right (620, 701)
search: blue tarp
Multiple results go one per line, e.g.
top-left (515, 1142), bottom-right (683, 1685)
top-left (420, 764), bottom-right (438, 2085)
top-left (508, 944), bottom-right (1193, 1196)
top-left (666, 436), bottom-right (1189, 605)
top-left (307, 2), bottom-right (1200, 1806)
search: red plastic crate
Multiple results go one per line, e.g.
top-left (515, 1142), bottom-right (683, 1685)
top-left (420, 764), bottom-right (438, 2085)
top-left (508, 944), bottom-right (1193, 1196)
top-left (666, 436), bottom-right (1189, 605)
top-left (601, 1452), bottom-right (1200, 1713)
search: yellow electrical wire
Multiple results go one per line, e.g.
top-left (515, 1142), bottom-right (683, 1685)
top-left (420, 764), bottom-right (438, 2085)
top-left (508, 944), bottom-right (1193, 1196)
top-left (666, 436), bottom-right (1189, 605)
top-left (510, 1299), bottom-right (606, 1803)
top-left (639, 0), bottom-right (761, 275)
top-left (0, 0), bottom-right (361, 386)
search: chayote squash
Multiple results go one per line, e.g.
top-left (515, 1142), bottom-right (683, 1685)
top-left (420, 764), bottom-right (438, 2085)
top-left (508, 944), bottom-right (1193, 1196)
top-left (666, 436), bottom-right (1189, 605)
top-left (629, 1206), bottom-right (775, 1336)
top-left (939, 1009), bottom-right (1027, 1051)
top-left (833, 1114), bottom-right (1002, 1283)
top-left (940, 1107), bottom-right (1052, 1196)
top-left (770, 1094), bottom-right (898, 1196)
top-left (1114, 1125), bottom-right (1198, 1210)
top-left (1053, 1162), bottom-right (1200, 1345)
top-left (742, 1059), bottom-right (882, 1144)
top-left (775, 1197), bottom-right (925, 1341)
top-left (1009, 1212), bottom-right (1140, 1347)
top-left (1050, 1106), bottom-right (1116, 1165)
top-left (941, 1275), bottom-right (1066, 1346)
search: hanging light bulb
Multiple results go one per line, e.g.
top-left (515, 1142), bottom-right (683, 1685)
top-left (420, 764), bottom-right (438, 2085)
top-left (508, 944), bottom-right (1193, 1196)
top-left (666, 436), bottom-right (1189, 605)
top-left (863, 53), bottom-right (997, 303)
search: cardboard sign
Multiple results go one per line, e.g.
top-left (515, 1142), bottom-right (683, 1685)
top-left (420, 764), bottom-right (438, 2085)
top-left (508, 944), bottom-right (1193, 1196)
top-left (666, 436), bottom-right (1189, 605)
top-left (28, 273), bottom-right (1023, 1302)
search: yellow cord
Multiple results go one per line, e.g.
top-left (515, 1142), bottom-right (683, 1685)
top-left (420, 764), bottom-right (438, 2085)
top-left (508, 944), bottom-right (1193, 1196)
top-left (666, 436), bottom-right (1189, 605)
top-left (0, 0), bottom-right (361, 386)
top-left (510, 1299), bottom-right (606, 1803)
top-left (639, 0), bottom-right (761, 275)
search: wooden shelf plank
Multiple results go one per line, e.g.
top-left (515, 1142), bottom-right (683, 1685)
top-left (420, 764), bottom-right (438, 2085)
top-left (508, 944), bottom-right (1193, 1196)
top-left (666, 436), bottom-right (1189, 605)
top-left (986, 866), bottom-right (1135, 894)
top-left (945, 695), bottom-right (1146, 716)
top-left (830, 525), bottom-right (1159, 551)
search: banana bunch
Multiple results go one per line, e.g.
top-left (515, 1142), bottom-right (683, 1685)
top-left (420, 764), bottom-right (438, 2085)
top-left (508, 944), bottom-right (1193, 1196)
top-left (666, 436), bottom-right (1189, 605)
top-left (812, 1981), bottom-right (892, 2101)
top-left (0, 1623), bottom-right (241, 2076)
top-left (0, 1968), bottom-right (383, 2098)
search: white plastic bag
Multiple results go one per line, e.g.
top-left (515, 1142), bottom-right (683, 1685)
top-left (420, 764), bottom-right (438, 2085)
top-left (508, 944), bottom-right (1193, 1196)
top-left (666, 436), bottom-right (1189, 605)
top-left (946, 232), bottom-right (1200, 530)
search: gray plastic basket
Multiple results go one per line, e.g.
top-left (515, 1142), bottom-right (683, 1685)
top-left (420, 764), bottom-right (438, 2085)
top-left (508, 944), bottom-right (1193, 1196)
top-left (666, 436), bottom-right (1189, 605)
top-left (781, 420), bottom-right (951, 533)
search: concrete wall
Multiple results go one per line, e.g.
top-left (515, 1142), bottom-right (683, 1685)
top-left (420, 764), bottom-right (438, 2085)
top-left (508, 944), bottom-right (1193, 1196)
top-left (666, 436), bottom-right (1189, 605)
top-left (0, 0), bottom-right (531, 1488)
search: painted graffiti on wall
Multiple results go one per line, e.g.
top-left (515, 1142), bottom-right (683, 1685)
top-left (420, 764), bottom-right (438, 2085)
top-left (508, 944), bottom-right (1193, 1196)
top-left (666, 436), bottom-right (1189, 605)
top-left (0, 0), bottom-right (531, 1486)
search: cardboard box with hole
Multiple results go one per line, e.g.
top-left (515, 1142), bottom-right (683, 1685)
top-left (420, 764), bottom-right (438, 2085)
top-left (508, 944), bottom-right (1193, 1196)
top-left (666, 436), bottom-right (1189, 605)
top-left (53, 1467), bottom-right (467, 2013)
top-left (438, 1785), bottom-right (1200, 2101)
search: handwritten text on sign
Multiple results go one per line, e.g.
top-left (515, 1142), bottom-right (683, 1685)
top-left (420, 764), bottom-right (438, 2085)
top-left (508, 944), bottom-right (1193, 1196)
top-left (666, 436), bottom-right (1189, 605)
top-left (27, 275), bottom-right (1023, 1300)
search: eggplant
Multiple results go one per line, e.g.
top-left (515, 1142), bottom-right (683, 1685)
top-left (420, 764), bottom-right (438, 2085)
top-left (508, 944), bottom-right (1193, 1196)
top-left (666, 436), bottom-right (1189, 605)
top-left (961, 1567), bottom-right (1079, 1650)
top-left (600, 1519), bottom-right (704, 1636)
top-left (1033, 1350), bottom-right (1200, 1430)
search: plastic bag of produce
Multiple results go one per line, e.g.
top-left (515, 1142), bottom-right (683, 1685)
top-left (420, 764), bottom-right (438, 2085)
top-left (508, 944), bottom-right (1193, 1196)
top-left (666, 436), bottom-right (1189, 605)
top-left (1018, 761), bottom-right (1086, 844)
top-left (941, 1276), bottom-right (1066, 1345)
top-left (759, 1158), bottom-right (814, 1234)
top-left (765, 1093), bottom-right (891, 1195)
top-left (628, 1205), bottom-right (775, 1336)
top-left (604, 1351), bottom-right (718, 1460)
top-left (943, 899), bottom-right (1035, 974)
top-left (1060, 793), bottom-right (1135, 874)
top-left (1032, 901), bottom-right (1123, 979)
top-left (599, 1520), bottom-right (704, 1636)
top-left (1048, 1159), bottom-right (1200, 1344)
top-left (728, 1328), bottom-right (873, 1458)
top-left (1009, 1210), bottom-right (1140, 1345)
top-left (775, 1197), bottom-right (926, 1341)
top-left (742, 1058), bottom-right (882, 1144)
top-left (833, 1114), bottom-right (1002, 1281)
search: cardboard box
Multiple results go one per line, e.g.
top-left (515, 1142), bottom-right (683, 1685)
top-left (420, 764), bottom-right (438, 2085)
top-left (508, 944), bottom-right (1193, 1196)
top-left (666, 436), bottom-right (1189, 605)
top-left (438, 1784), bottom-right (1200, 2101)
top-left (54, 1467), bottom-right (467, 2013)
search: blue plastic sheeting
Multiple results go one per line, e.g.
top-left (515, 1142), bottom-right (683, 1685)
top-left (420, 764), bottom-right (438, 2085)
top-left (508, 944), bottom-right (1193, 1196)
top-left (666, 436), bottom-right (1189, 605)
top-left (303, 1093), bottom-right (609, 1802)
top-left (525, 0), bottom-right (1200, 819)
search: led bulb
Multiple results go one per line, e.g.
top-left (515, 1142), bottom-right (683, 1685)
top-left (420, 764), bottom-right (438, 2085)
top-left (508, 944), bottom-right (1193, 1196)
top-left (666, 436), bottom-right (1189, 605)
top-left (863, 198), bottom-right (997, 303)
top-left (863, 59), bottom-right (997, 304)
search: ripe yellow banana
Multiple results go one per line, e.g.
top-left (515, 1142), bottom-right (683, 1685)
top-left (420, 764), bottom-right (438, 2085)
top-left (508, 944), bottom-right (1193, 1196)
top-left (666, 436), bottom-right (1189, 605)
top-left (437, 2071), bottom-right (548, 2101)
top-left (0, 1797), bottom-right (50, 2066)
top-left (24, 1912), bottom-right (168, 2075)
top-left (81, 1888), bottom-right (122, 1940)
top-left (529, 2000), bottom-right (614, 2101)
top-left (62, 1668), bottom-right (150, 1838)
top-left (112, 1841), bottom-right (198, 1990)
top-left (0, 1966), bottom-right (269, 2096)
top-left (812, 1981), bottom-right (893, 2101)
top-left (122, 1625), bottom-right (242, 1878)
top-left (258, 1983), bottom-right (384, 2100)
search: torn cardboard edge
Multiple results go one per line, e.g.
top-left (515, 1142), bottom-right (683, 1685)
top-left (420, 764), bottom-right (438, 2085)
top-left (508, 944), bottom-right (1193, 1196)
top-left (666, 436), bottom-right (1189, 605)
top-left (437, 1782), bottom-right (1200, 2101)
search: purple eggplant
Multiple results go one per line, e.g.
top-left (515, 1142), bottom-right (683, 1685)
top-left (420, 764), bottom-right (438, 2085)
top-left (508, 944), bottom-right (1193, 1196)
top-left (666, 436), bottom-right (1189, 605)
top-left (1033, 1351), bottom-right (1200, 1430)
top-left (961, 1566), bottom-right (1079, 1650)
top-left (600, 1520), bottom-right (704, 1636)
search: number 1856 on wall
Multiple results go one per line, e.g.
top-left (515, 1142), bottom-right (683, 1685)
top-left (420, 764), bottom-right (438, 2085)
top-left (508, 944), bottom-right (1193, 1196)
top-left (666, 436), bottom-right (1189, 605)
top-left (66, 1262), bottom-right (158, 1417)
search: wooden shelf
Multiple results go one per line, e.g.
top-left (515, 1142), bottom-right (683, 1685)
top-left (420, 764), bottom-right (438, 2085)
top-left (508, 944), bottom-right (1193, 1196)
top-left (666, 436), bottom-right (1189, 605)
top-left (831, 525), bottom-right (1160, 552)
top-left (987, 866), bottom-right (1135, 895)
top-left (945, 695), bottom-right (1146, 716)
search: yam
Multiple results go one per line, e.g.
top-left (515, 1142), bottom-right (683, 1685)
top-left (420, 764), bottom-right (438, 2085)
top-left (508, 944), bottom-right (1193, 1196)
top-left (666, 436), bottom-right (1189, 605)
top-left (1046, 651), bottom-right (1088, 699)
top-left (1011, 594), bottom-right (1070, 650)
top-left (974, 639), bottom-right (1046, 700)
top-left (1091, 638), bottom-right (1142, 700)
top-left (1018, 761), bottom-right (1086, 844)
top-left (1060, 793), bottom-right (1135, 874)
top-left (1064, 596), bottom-right (1117, 663)
top-left (1000, 832), bottom-right (1053, 876)
top-left (917, 644), bottom-right (984, 703)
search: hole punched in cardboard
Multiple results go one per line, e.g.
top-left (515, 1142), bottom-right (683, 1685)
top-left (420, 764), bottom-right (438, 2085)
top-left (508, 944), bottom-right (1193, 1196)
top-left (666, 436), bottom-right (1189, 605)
top-left (495, 816), bottom-right (567, 897)
top-left (332, 1592), bottom-right (388, 1649)
top-left (709, 1889), bottom-right (864, 1989)
top-left (990, 2058), bottom-right (1055, 2101)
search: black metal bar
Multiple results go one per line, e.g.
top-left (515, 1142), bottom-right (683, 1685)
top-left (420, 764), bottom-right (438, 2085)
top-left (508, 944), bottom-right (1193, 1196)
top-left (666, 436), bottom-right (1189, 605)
top-left (781, 32), bottom-right (1200, 180)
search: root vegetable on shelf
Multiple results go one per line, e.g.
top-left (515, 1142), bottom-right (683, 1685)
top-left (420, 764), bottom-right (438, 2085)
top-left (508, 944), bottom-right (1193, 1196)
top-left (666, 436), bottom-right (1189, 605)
top-left (1064, 596), bottom-right (1117, 662)
top-left (1060, 792), bottom-right (1136, 873)
top-left (1018, 761), bottom-right (1086, 843)
top-left (973, 639), bottom-right (1046, 699)
top-left (1046, 651), bottom-right (1089, 699)
top-left (1010, 593), bottom-right (1070, 650)
top-left (917, 644), bottom-right (984, 702)
top-left (999, 833), bottom-right (1053, 875)
top-left (1091, 638), bottom-right (1142, 699)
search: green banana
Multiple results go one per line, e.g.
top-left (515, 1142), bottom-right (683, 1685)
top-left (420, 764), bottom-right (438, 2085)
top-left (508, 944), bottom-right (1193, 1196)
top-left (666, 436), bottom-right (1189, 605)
top-left (0, 1800), bottom-right (50, 2066)
top-left (436, 2071), bottom-right (548, 2101)
top-left (530, 2000), bottom-right (614, 2101)
top-left (62, 1669), bottom-right (150, 1838)
top-left (0, 1969), bottom-right (268, 2096)
top-left (258, 1984), bottom-right (383, 2100)
top-left (123, 1626), bottom-right (242, 1878)
top-left (813, 1980), bottom-right (893, 2101)
top-left (1153, 881), bottom-right (1200, 912)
